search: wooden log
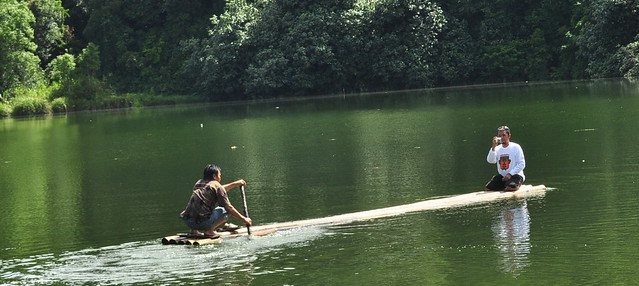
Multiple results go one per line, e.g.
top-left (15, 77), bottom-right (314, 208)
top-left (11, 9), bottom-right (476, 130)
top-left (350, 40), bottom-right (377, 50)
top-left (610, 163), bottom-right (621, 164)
top-left (161, 235), bottom-right (183, 245)
top-left (161, 229), bottom-right (278, 246)
top-left (244, 184), bottom-right (546, 234)
top-left (162, 185), bottom-right (546, 245)
top-left (189, 237), bottom-right (223, 246)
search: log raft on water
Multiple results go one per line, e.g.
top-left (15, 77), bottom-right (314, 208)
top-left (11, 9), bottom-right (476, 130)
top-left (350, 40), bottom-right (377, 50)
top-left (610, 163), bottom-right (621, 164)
top-left (162, 184), bottom-right (546, 245)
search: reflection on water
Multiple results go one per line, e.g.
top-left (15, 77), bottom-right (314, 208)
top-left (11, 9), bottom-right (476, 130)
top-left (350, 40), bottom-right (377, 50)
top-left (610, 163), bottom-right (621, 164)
top-left (492, 199), bottom-right (531, 275)
top-left (2, 79), bottom-right (639, 284)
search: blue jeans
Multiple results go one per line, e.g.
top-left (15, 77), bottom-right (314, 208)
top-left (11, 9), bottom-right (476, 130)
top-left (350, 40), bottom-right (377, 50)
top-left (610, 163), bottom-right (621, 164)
top-left (182, 207), bottom-right (227, 232)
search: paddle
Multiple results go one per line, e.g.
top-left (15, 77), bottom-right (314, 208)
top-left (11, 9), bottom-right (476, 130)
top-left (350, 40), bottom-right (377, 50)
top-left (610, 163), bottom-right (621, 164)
top-left (240, 185), bottom-right (251, 235)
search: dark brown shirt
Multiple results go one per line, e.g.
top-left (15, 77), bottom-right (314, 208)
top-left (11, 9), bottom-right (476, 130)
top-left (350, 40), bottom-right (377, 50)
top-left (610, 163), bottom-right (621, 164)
top-left (180, 180), bottom-right (230, 220)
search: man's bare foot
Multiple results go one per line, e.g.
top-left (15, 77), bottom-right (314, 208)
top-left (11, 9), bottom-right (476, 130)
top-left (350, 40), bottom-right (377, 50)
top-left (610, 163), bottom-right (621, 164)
top-left (203, 231), bottom-right (219, 236)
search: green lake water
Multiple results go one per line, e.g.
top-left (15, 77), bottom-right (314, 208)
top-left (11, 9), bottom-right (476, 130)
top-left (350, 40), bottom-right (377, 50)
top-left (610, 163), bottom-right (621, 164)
top-left (1, 79), bottom-right (638, 285)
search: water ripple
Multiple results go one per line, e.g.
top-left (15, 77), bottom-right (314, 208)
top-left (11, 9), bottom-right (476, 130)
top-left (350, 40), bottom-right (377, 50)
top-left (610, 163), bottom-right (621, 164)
top-left (1, 226), bottom-right (326, 285)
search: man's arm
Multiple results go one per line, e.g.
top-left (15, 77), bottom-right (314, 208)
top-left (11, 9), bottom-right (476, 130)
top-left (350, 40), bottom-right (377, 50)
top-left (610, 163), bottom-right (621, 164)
top-left (224, 203), bottom-right (252, 226)
top-left (487, 149), bottom-right (498, 164)
top-left (487, 137), bottom-right (500, 163)
top-left (222, 179), bottom-right (246, 191)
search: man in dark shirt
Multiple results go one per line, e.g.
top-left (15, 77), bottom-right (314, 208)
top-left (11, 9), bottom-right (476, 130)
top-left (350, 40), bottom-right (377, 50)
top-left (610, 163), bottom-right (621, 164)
top-left (180, 164), bottom-right (252, 237)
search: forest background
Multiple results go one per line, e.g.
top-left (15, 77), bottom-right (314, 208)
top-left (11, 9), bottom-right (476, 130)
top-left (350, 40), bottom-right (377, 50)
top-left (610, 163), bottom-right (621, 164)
top-left (1, 0), bottom-right (639, 117)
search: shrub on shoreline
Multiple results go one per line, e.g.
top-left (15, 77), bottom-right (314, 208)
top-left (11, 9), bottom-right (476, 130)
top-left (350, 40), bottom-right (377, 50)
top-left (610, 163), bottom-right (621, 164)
top-left (0, 103), bottom-right (11, 117)
top-left (11, 97), bottom-right (51, 116)
top-left (51, 97), bottom-right (68, 113)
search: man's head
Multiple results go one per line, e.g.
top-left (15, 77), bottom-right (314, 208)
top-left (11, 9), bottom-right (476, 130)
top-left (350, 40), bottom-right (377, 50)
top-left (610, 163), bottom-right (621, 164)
top-left (497, 126), bottom-right (511, 144)
top-left (497, 126), bottom-right (510, 135)
top-left (203, 164), bottom-right (221, 181)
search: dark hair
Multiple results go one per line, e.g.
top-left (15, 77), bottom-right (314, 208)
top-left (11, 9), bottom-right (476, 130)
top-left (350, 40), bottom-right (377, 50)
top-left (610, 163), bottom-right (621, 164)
top-left (202, 164), bottom-right (221, 180)
top-left (497, 126), bottom-right (511, 135)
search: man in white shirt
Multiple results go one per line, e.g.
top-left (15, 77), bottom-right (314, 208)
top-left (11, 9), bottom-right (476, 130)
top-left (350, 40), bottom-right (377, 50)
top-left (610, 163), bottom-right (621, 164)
top-left (486, 126), bottom-right (526, 191)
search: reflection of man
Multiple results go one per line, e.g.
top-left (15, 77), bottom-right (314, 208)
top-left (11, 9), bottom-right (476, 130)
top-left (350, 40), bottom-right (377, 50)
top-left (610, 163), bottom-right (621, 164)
top-left (493, 200), bottom-right (531, 274)
top-left (486, 126), bottom-right (526, 191)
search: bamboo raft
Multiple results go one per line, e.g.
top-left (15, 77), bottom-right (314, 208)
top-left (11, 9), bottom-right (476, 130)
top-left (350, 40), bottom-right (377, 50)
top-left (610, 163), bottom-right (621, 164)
top-left (162, 184), bottom-right (546, 246)
top-left (161, 229), bottom-right (278, 246)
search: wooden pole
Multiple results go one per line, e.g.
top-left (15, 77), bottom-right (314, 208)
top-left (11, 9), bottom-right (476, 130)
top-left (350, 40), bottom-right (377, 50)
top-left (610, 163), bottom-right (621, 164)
top-left (240, 185), bottom-right (251, 235)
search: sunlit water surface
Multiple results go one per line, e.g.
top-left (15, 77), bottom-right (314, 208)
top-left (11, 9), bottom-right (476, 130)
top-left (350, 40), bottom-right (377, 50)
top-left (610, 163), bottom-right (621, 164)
top-left (1, 80), bottom-right (639, 285)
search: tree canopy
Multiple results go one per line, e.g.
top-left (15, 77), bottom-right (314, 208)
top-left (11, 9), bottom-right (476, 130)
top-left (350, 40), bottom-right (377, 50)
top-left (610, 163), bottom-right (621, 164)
top-left (1, 0), bottom-right (40, 96)
top-left (2, 0), bottom-right (639, 110)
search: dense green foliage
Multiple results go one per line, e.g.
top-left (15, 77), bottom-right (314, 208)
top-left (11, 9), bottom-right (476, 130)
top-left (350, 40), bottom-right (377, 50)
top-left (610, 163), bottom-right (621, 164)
top-left (183, 0), bottom-right (447, 99)
top-left (2, 0), bottom-right (639, 116)
top-left (0, 0), bottom-right (41, 95)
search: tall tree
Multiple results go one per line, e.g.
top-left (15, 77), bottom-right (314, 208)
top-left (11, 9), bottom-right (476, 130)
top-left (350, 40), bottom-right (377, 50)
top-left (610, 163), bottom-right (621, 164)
top-left (185, 0), bottom-right (446, 99)
top-left (28, 0), bottom-right (68, 66)
top-left (350, 0), bottom-right (446, 91)
top-left (181, 0), bottom-right (261, 99)
top-left (0, 0), bottom-right (43, 97)
top-left (82, 0), bottom-right (220, 93)
top-left (242, 0), bottom-right (354, 97)
top-left (576, 0), bottom-right (639, 78)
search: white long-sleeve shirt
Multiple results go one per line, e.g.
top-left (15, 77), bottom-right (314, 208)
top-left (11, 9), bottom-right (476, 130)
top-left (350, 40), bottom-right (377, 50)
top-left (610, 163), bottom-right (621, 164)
top-left (487, 142), bottom-right (526, 181)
